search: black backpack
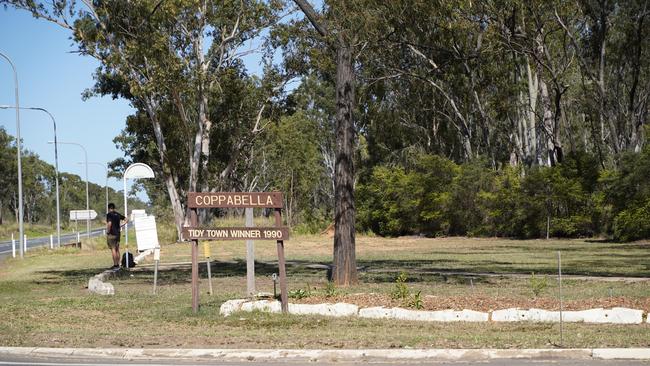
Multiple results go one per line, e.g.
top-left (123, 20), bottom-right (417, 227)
top-left (121, 251), bottom-right (136, 268)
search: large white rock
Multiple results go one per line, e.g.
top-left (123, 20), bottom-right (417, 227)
top-left (219, 299), bottom-right (645, 326)
top-left (491, 308), bottom-right (529, 322)
top-left (605, 307), bottom-right (644, 324)
top-left (219, 299), bottom-right (248, 317)
top-left (288, 303), bottom-right (359, 317)
top-left (240, 300), bottom-right (282, 314)
top-left (437, 309), bottom-right (489, 322)
top-left (528, 308), bottom-right (562, 322)
top-left (359, 307), bottom-right (488, 322)
top-left (577, 307), bottom-right (643, 324)
top-left (491, 307), bottom-right (643, 324)
top-left (358, 306), bottom-right (395, 319)
top-left (88, 276), bottom-right (114, 295)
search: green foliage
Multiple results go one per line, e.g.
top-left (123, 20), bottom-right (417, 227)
top-left (529, 273), bottom-right (549, 298)
top-left (0, 128), bottom-right (144, 227)
top-left (289, 283), bottom-right (312, 299)
top-left (409, 290), bottom-right (424, 310)
top-left (323, 281), bottom-right (337, 298)
top-left (5, 0), bottom-right (650, 244)
top-left (390, 272), bottom-right (425, 309)
top-left (612, 199), bottom-right (650, 242)
top-left (357, 153), bottom-right (458, 237)
top-left (288, 289), bottom-right (309, 299)
top-left (357, 151), bottom-right (632, 240)
top-left (390, 272), bottom-right (410, 301)
top-left (258, 111), bottom-right (330, 227)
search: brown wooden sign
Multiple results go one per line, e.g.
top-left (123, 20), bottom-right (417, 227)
top-left (187, 192), bottom-right (283, 208)
top-left (187, 191), bottom-right (289, 314)
top-left (183, 227), bottom-right (289, 240)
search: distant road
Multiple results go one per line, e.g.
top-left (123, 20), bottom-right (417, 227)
top-left (0, 228), bottom-right (105, 258)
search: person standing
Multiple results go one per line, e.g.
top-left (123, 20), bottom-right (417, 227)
top-left (106, 203), bottom-right (127, 269)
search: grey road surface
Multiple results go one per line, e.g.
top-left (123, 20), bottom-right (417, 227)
top-left (0, 228), bottom-right (104, 258)
top-left (0, 356), bottom-right (649, 366)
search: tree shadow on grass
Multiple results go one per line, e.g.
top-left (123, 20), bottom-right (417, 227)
top-left (35, 259), bottom-right (327, 286)
top-left (35, 255), bottom-right (650, 287)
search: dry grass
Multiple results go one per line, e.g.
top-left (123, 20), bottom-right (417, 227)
top-left (0, 233), bottom-right (649, 349)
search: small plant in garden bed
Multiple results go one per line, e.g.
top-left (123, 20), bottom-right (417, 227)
top-left (529, 272), bottom-right (548, 298)
top-left (324, 281), bottom-right (337, 298)
top-left (409, 290), bottom-right (424, 309)
top-left (289, 283), bottom-right (312, 299)
top-left (390, 272), bottom-right (425, 309)
top-left (391, 272), bottom-right (410, 301)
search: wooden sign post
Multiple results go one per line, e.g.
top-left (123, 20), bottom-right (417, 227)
top-left (185, 192), bottom-right (289, 313)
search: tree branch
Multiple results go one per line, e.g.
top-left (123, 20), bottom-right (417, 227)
top-left (292, 0), bottom-right (328, 37)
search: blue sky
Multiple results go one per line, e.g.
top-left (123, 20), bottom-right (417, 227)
top-left (0, 9), bottom-right (135, 197)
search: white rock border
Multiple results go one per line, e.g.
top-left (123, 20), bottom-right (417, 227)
top-left (220, 299), bottom-right (648, 325)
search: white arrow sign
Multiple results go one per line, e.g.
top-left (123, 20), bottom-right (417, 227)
top-left (69, 210), bottom-right (98, 220)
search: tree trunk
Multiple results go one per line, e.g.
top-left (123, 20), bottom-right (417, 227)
top-left (539, 78), bottom-right (558, 166)
top-left (197, 28), bottom-right (213, 225)
top-left (292, 0), bottom-right (358, 285)
top-left (525, 57), bottom-right (539, 165)
top-left (144, 98), bottom-right (186, 238)
top-left (332, 40), bottom-right (357, 286)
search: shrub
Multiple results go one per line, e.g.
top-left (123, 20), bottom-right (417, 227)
top-left (550, 215), bottom-right (595, 238)
top-left (613, 199), bottom-right (650, 242)
top-left (357, 154), bottom-right (457, 237)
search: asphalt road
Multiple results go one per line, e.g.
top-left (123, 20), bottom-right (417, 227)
top-left (0, 356), bottom-right (649, 365)
top-left (0, 228), bottom-right (105, 258)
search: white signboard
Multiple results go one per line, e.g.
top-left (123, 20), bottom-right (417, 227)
top-left (131, 209), bottom-right (147, 222)
top-left (69, 210), bottom-right (97, 220)
top-left (134, 215), bottom-right (159, 251)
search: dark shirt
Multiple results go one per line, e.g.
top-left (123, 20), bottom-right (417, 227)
top-left (106, 211), bottom-right (126, 236)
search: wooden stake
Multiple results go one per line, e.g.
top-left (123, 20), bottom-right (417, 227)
top-left (274, 208), bottom-right (288, 313)
top-left (245, 207), bottom-right (255, 297)
top-left (191, 208), bottom-right (199, 313)
top-left (558, 251), bottom-right (564, 347)
top-left (206, 257), bottom-right (213, 295)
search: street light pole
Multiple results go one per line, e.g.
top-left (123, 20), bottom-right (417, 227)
top-left (1, 105), bottom-right (61, 248)
top-left (79, 162), bottom-right (109, 214)
top-left (52, 141), bottom-right (90, 239)
top-left (0, 51), bottom-right (24, 258)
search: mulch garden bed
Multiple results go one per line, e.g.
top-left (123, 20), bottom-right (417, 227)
top-left (292, 293), bottom-right (650, 312)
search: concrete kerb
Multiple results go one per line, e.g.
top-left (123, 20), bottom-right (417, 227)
top-left (1, 347), bottom-right (649, 362)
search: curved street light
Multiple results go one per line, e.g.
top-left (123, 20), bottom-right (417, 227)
top-left (1, 105), bottom-right (61, 248)
top-left (0, 51), bottom-right (24, 258)
top-left (51, 140), bottom-right (90, 239)
top-left (123, 163), bottom-right (155, 268)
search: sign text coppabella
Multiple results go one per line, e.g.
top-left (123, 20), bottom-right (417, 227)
top-left (187, 192), bottom-right (284, 208)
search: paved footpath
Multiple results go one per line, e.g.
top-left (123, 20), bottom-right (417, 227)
top-left (1, 348), bottom-right (649, 365)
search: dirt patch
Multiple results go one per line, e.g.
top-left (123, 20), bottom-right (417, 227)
top-left (293, 293), bottom-right (650, 312)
